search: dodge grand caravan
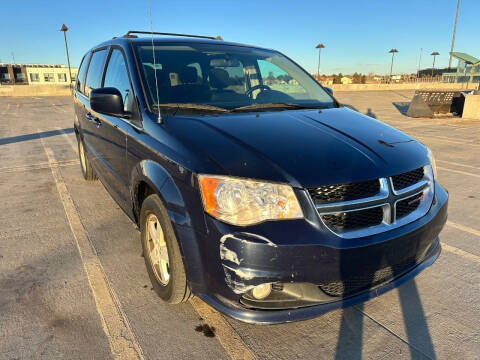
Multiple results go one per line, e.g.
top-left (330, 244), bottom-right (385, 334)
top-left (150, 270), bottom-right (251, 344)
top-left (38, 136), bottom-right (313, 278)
top-left (73, 31), bottom-right (448, 324)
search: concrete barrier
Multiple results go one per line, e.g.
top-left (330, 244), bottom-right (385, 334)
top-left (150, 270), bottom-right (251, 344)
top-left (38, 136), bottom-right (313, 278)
top-left (331, 82), bottom-right (479, 92)
top-left (462, 95), bottom-right (480, 120)
top-left (0, 85), bottom-right (72, 97)
top-left (1, 82), bottom-right (478, 97)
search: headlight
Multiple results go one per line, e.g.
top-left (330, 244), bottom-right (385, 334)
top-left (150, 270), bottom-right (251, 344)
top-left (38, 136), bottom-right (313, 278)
top-left (427, 148), bottom-right (437, 180)
top-left (198, 175), bottom-right (303, 226)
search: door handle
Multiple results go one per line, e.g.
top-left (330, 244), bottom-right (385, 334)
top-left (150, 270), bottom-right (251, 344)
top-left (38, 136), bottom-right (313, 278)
top-left (86, 113), bottom-right (102, 128)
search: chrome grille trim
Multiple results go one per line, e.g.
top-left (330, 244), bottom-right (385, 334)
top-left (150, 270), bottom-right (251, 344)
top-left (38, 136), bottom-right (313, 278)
top-left (311, 165), bottom-right (434, 239)
top-left (315, 178), bottom-right (389, 212)
top-left (390, 179), bottom-right (428, 196)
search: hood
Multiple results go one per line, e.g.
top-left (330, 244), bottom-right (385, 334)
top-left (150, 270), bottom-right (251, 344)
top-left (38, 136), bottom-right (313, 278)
top-left (167, 107), bottom-right (429, 188)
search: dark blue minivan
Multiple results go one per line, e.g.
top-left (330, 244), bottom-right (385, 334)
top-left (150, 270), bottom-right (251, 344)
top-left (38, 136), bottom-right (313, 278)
top-left (73, 31), bottom-right (448, 324)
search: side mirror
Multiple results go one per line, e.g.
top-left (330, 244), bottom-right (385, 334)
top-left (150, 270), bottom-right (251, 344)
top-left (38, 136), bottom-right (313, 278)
top-left (90, 87), bottom-right (125, 117)
top-left (324, 87), bottom-right (333, 95)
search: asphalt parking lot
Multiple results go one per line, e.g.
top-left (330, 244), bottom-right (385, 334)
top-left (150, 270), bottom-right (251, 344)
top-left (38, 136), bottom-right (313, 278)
top-left (0, 90), bottom-right (479, 360)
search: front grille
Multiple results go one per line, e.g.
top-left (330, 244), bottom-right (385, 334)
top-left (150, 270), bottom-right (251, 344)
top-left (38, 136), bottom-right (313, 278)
top-left (392, 167), bottom-right (424, 190)
top-left (308, 179), bottom-right (380, 204)
top-left (396, 193), bottom-right (422, 219)
top-left (318, 259), bottom-right (417, 297)
top-left (322, 207), bottom-right (383, 231)
top-left (311, 165), bottom-right (433, 238)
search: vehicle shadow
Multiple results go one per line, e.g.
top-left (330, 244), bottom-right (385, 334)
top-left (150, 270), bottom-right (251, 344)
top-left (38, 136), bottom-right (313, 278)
top-left (334, 262), bottom-right (437, 359)
top-left (334, 305), bottom-right (364, 360)
top-left (392, 102), bottom-right (411, 115)
top-left (397, 280), bottom-right (436, 359)
top-left (0, 128), bottom-right (74, 146)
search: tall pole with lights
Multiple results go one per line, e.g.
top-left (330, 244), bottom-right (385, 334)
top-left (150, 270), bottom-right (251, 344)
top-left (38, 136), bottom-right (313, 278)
top-left (449, 0), bottom-right (461, 69)
top-left (389, 49), bottom-right (398, 82)
top-left (417, 48), bottom-right (423, 78)
top-left (316, 43), bottom-right (325, 80)
top-left (431, 52), bottom-right (439, 77)
top-left (60, 24), bottom-right (73, 89)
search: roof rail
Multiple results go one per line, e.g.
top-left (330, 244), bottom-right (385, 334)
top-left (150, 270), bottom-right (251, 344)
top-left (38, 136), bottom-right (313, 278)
top-left (123, 31), bottom-right (219, 40)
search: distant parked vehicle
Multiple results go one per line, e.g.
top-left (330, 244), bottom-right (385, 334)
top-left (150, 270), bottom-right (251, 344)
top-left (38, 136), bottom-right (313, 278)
top-left (73, 31), bottom-right (448, 324)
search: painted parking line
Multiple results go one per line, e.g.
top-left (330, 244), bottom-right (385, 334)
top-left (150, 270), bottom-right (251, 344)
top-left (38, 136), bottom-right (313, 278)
top-left (417, 133), bottom-right (480, 143)
top-left (39, 130), bottom-right (144, 360)
top-left (190, 297), bottom-right (257, 360)
top-left (0, 159), bottom-right (79, 173)
top-left (51, 103), bottom-right (68, 113)
top-left (447, 221), bottom-right (480, 237)
top-left (55, 126), bottom-right (78, 153)
top-left (417, 135), bottom-right (480, 147)
top-left (437, 159), bottom-right (480, 171)
top-left (437, 166), bottom-right (480, 178)
top-left (1, 103), bottom-right (11, 115)
top-left (443, 221), bottom-right (480, 264)
top-left (442, 244), bottom-right (480, 264)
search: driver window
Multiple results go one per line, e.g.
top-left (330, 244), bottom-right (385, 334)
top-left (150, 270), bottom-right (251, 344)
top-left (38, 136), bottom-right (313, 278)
top-left (103, 49), bottom-right (135, 115)
top-left (257, 59), bottom-right (308, 99)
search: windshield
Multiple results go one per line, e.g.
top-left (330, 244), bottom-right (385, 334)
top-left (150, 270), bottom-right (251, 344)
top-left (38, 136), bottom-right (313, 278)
top-left (134, 42), bottom-right (335, 113)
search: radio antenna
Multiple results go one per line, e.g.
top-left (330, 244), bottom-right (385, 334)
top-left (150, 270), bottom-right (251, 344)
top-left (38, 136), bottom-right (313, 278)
top-left (148, 0), bottom-right (162, 123)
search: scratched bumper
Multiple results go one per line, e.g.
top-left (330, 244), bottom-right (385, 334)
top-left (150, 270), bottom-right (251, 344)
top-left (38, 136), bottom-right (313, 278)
top-left (192, 183), bottom-right (448, 324)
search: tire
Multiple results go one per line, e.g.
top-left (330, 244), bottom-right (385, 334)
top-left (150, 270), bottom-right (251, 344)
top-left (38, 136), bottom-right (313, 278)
top-left (77, 136), bottom-right (97, 181)
top-left (140, 194), bottom-right (191, 304)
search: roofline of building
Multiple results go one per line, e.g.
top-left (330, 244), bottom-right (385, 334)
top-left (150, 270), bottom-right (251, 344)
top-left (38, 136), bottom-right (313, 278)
top-left (0, 63), bottom-right (70, 68)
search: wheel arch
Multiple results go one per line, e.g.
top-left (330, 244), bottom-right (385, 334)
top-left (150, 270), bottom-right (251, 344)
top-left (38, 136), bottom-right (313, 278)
top-left (131, 160), bottom-right (206, 292)
top-left (131, 160), bottom-right (171, 224)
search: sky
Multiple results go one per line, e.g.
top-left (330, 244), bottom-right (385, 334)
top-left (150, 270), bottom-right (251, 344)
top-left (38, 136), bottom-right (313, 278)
top-left (1, 0), bottom-right (478, 75)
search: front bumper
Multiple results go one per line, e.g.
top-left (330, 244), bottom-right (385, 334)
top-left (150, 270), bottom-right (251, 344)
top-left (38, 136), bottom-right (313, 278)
top-left (194, 182), bottom-right (448, 324)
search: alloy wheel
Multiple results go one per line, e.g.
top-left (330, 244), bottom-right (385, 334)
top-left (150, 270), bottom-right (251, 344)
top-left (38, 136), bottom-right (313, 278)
top-left (146, 214), bottom-right (170, 285)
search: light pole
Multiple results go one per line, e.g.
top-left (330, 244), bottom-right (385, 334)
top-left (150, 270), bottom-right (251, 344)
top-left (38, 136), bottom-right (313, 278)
top-left (449, 0), bottom-right (461, 69)
top-left (431, 51), bottom-right (439, 77)
top-left (60, 24), bottom-right (73, 89)
top-left (417, 48), bottom-right (423, 78)
top-left (316, 43), bottom-right (325, 80)
top-left (389, 49), bottom-right (398, 82)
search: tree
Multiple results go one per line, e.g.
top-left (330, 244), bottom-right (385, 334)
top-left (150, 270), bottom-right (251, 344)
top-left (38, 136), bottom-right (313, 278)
top-left (352, 72), bottom-right (362, 84)
top-left (277, 74), bottom-right (292, 83)
top-left (333, 73), bottom-right (343, 84)
top-left (361, 75), bottom-right (366, 84)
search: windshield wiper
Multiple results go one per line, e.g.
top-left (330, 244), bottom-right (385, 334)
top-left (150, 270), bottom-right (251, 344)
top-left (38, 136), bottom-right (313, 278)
top-left (230, 103), bottom-right (322, 112)
top-left (153, 103), bottom-right (229, 114)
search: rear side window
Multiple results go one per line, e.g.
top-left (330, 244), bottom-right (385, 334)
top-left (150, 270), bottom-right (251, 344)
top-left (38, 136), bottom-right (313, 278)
top-left (76, 52), bottom-right (91, 95)
top-left (85, 49), bottom-right (108, 97)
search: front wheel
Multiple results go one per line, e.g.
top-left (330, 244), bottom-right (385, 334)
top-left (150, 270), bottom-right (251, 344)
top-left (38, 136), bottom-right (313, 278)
top-left (77, 137), bottom-right (97, 181)
top-left (140, 194), bottom-right (191, 304)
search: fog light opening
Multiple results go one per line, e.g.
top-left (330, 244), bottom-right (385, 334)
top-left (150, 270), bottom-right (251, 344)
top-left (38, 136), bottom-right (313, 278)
top-left (251, 283), bottom-right (272, 300)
